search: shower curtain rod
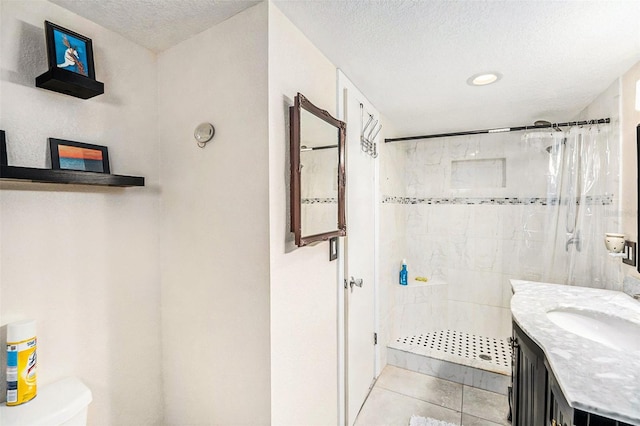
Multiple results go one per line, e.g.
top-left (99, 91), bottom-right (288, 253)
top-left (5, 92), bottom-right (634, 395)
top-left (384, 117), bottom-right (611, 143)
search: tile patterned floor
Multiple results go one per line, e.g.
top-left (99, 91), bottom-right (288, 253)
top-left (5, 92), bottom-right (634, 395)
top-left (354, 365), bottom-right (511, 426)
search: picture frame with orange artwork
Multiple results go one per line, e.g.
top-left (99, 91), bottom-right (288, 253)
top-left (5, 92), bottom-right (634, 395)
top-left (49, 138), bottom-right (110, 174)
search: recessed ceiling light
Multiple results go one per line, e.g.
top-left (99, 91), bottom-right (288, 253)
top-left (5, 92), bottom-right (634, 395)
top-left (467, 72), bottom-right (502, 86)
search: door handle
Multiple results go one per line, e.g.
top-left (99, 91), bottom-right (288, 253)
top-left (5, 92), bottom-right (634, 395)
top-left (349, 277), bottom-right (363, 290)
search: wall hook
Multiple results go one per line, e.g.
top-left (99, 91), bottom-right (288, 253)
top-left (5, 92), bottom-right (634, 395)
top-left (360, 103), bottom-right (381, 158)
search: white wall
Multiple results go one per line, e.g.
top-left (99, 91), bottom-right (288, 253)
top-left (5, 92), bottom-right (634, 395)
top-left (0, 1), bottom-right (163, 425)
top-left (621, 61), bottom-right (640, 279)
top-left (268, 3), bottom-right (339, 424)
top-left (1, 2), bottom-right (360, 424)
top-left (157, 2), bottom-right (271, 424)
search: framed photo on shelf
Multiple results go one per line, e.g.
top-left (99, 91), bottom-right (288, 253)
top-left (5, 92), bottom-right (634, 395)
top-left (44, 21), bottom-right (96, 79)
top-left (49, 138), bottom-right (110, 173)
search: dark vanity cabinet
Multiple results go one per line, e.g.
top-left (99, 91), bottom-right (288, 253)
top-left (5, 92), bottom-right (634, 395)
top-left (547, 367), bottom-right (575, 426)
top-left (512, 322), bottom-right (547, 426)
top-left (512, 321), bottom-right (634, 426)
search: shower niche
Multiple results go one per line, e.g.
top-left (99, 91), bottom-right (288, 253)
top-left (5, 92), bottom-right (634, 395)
top-left (450, 158), bottom-right (506, 189)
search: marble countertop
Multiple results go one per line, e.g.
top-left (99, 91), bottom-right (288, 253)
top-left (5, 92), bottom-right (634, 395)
top-left (511, 280), bottom-right (640, 425)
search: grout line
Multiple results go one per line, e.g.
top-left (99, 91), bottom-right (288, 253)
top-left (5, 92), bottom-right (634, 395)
top-left (461, 385), bottom-right (510, 425)
top-left (375, 380), bottom-right (462, 411)
top-left (373, 385), bottom-right (464, 419)
top-left (460, 385), bottom-right (465, 425)
top-left (384, 365), bottom-right (470, 388)
top-left (445, 298), bottom-right (513, 309)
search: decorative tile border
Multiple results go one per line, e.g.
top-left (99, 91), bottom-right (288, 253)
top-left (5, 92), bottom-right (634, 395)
top-left (302, 197), bottom-right (337, 204)
top-left (382, 195), bottom-right (614, 206)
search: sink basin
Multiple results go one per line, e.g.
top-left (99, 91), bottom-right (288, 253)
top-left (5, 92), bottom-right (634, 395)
top-left (546, 308), bottom-right (640, 352)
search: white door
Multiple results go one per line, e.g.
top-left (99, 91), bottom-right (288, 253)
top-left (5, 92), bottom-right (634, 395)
top-left (337, 71), bottom-right (379, 426)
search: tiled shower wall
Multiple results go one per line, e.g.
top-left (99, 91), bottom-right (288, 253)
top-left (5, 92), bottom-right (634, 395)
top-left (386, 132), bottom-right (548, 341)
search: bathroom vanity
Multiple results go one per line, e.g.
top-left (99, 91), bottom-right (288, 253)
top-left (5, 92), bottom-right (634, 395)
top-left (510, 280), bottom-right (640, 426)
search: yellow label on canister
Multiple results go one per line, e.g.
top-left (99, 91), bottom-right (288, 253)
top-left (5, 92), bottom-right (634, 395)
top-left (6, 336), bottom-right (37, 406)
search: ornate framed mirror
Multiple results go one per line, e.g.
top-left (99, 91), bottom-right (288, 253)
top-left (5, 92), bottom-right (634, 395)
top-left (290, 93), bottom-right (346, 247)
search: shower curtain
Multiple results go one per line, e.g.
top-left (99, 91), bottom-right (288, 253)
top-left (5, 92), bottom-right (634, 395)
top-left (517, 124), bottom-right (621, 289)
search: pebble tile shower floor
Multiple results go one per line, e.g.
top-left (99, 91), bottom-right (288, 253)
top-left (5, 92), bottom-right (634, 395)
top-left (395, 330), bottom-right (511, 369)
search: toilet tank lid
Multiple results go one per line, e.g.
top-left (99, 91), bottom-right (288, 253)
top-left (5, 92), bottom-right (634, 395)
top-left (1, 377), bottom-right (92, 426)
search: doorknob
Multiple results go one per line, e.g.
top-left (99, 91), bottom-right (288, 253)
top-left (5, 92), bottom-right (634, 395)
top-left (349, 277), bottom-right (363, 290)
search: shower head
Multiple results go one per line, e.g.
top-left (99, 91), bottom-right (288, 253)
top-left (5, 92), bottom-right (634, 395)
top-left (533, 120), bottom-right (565, 153)
top-left (534, 120), bottom-right (562, 131)
top-left (545, 138), bottom-right (567, 153)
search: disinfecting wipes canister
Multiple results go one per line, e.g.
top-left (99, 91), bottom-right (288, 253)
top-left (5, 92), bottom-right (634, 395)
top-left (6, 320), bottom-right (37, 406)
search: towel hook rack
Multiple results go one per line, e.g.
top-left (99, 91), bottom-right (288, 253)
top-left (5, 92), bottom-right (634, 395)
top-left (360, 103), bottom-right (381, 158)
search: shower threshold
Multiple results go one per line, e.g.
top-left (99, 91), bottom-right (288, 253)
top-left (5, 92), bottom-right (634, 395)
top-left (388, 330), bottom-right (511, 395)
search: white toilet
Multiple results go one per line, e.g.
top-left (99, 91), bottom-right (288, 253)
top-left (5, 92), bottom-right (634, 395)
top-left (0, 377), bottom-right (92, 426)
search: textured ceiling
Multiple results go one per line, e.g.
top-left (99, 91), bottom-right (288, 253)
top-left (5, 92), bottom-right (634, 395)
top-left (49, 0), bottom-right (260, 52)
top-left (49, 0), bottom-right (640, 137)
top-left (274, 0), bottom-right (640, 136)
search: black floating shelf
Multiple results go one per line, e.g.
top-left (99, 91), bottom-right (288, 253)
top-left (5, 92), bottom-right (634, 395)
top-left (36, 68), bottom-right (104, 100)
top-left (0, 165), bottom-right (144, 187)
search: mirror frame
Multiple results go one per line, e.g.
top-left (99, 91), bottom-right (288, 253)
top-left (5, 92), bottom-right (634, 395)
top-left (290, 92), bottom-right (346, 247)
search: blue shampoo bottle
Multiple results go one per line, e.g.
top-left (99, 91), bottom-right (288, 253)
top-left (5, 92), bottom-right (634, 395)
top-left (399, 259), bottom-right (408, 285)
